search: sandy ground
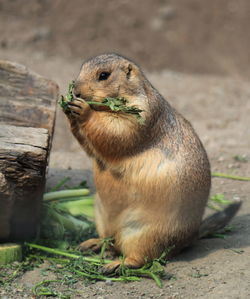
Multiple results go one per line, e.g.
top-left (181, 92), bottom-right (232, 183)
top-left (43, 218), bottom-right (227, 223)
top-left (1, 0), bottom-right (250, 297)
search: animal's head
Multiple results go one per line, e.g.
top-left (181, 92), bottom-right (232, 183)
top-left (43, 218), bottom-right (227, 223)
top-left (74, 53), bottom-right (149, 110)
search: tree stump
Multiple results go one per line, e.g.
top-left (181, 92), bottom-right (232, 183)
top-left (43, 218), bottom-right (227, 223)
top-left (0, 60), bottom-right (57, 134)
top-left (0, 60), bottom-right (58, 241)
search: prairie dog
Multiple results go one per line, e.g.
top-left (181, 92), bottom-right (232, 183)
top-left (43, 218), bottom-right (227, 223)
top-left (65, 53), bottom-right (212, 272)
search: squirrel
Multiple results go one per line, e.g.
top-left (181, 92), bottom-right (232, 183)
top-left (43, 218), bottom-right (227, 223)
top-left (64, 53), bottom-right (241, 273)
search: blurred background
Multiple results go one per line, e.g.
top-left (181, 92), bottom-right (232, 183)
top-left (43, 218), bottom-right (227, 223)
top-left (0, 0), bottom-right (249, 172)
top-left (0, 0), bottom-right (249, 78)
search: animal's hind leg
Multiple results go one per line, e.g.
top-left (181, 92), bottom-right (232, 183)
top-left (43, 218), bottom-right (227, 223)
top-left (94, 193), bottom-right (109, 239)
top-left (79, 194), bottom-right (115, 254)
top-left (101, 226), bottom-right (165, 274)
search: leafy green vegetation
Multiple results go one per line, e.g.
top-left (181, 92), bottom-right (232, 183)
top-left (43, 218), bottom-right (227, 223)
top-left (24, 242), bottom-right (171, 288)
top-left (233, 155), bottom-right (248, 163)
top-left (207, 193), bottom-right (233, 211)
top-left (59, 81), bottom-right (144, 123)
top-left (58, 81), bottom-right (75, 111)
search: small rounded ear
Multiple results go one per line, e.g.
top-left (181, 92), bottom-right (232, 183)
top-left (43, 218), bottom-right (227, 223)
top-left (121, 63), bottom-right (133, 79)
top-left (126, 63), bottom-right (133, 79)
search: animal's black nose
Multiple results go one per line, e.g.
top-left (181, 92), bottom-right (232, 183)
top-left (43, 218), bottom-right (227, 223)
top-left (73, 87), bottom-right (82, 98)
top-left (73, 81), bottom-right (85, 99)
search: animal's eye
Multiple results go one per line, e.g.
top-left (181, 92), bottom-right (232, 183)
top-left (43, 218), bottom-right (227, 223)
top-left (98, 71), bottom-right (110, 81)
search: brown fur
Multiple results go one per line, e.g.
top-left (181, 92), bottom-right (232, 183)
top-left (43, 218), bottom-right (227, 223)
top-left (65, 53), bottom-right (211, 272)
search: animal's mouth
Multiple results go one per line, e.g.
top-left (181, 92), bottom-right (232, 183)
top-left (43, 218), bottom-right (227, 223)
top-left (73, 93), bottom-right (143, 121)
top-left (73, 93), bottom-right (110, 111)
top-left (86, 98), bottom-right (113, 112)
top-left (89, 104), bottom-right (111, 112)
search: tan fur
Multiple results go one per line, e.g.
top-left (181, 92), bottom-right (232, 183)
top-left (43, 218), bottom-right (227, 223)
top-left (65, 53), bottom-right (211, 272)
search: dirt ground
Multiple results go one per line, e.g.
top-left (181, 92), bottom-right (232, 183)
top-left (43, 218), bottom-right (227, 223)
top-left (0, 0), bottom-right (250, 298)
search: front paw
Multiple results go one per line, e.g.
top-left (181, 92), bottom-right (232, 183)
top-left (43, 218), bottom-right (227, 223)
top-left (66, 98), bottom-right (92, 121)
top-left (100, 260), bottom-right (122, 274)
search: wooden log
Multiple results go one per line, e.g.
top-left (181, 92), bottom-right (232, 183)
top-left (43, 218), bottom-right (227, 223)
top-left (0, 60), bottom-right (58, 135)
top-left (0, 60), bottom-right (58, 241)
top-left (0, 125), bottom-right (49, 241)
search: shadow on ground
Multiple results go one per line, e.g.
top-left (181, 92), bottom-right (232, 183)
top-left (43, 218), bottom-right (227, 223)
top-left (175, 213), bottom-right (250, 263)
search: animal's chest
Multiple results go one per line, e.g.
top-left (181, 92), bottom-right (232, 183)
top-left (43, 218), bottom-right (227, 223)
top-left (93, 149), bottom-right (177, 206)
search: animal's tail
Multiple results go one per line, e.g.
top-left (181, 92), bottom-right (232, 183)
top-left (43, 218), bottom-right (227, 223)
top-left (199, 199), bottom-right (242, 239)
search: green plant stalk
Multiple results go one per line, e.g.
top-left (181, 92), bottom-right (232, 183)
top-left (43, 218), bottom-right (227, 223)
top-left (209, 233), bottom-right (226, 239)
top-left (207, 193), bottom-right (234, 211)
top-left (43, 189), bottom-right (90, 201)
top-left (52, 212), bottom-right (89, 233)
top-left (1, 263), bottom-right (23, 284)
top-left (74, 269), bottom-right (140, 282)
top-left (55, 197), bottom-right (94, 218)
top-left (53, 196), bottom-right (94, 204)
top-left (41, 204), bottom-right (90, 239)
top-left (32, 279), bottom-right (64, 297)
top-left (28, 254), bottom-right (70, 264)
top-left (212, 172), bottom-right (250, 181)
top-left (127, 269), bottom-right (163, 287)
top-left (25, 243), bottom-right (112, 265)
top-left (50, 177), bottom-right (71, 192)
top-left (99, 238), bottom-right (113, 260)
top-left (86, 100), bottom-right (143, 114)
top-left (58, 204), bottom-right (94, 219)
top-left (86, 101), bottom-right (114, 107)
top-left (206, 203), bottom-right (222, 211)
top-left (209, 194), bottom-right (232, 205)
